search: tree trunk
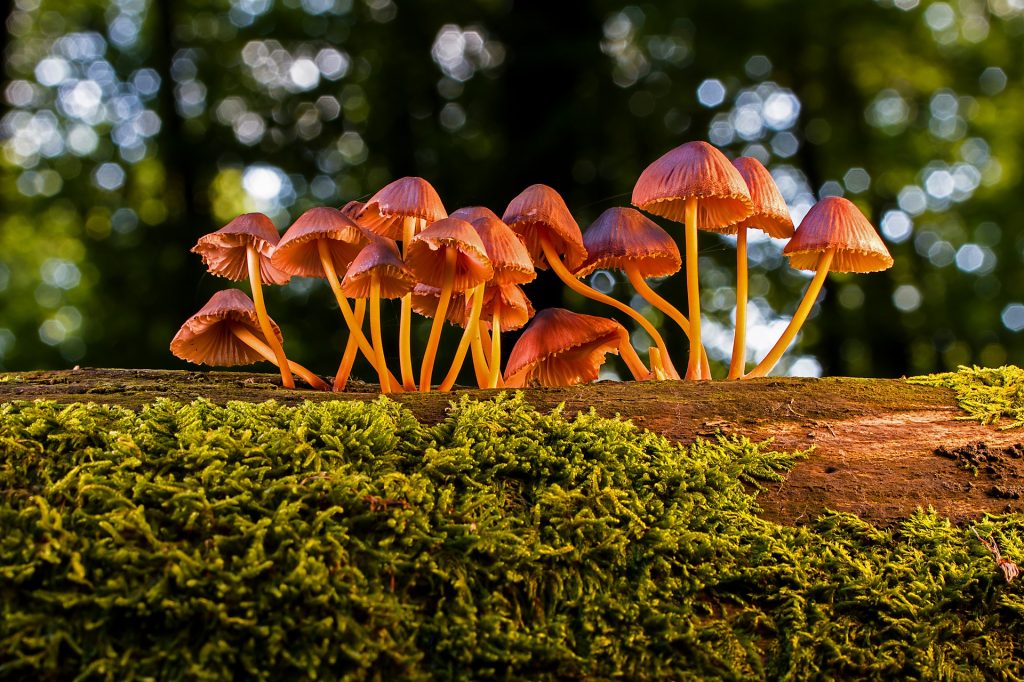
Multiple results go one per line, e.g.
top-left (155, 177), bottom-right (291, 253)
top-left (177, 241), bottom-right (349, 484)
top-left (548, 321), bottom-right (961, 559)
top-left (2, 368), bottom-right (1019, 526)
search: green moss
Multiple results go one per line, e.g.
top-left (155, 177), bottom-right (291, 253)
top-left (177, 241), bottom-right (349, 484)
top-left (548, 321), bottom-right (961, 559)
top-left (909, 365), bottom-right (1024, 429)
top-left (1, 393), bottom-right (1023, 680)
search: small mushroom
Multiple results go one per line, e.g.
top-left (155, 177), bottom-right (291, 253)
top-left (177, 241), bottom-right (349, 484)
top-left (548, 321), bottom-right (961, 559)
top-left (359, 177), bottom-right (447, 390)
top-left (478, 284), bottom-right (535, 388)
top-left (504, 308), bottom-right (648, 387)
top-left (192, 213), bottom-right (295, 388)
top-left (170, 289), bottom-right (328, 390)
top-left (502, 184), bottom-right (668, 379)
top-left (723, 157), bottom-right (794, 379)
top-left (745, 196), bottom-right (893, 378)
top-left (632, 141), bottom-right (753, 379)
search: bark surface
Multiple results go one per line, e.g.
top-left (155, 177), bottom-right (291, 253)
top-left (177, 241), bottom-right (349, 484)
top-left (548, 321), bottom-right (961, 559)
top-left (3, 368), bottom-right (1020, 525)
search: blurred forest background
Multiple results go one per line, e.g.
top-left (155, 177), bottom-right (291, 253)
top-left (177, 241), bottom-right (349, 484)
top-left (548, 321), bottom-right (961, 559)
top-left (1, 0), bottom-right (1022, 381)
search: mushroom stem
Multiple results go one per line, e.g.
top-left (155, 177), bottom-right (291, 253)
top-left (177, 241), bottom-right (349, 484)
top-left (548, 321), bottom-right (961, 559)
top-left (332, 298), bottom-right (365, 392)
top-left (623, 262), bottom-right (711, 380)
top-left (616, 329), bottom-right (651, 381)
top-left (230, 324), bottom-right (329, 390)
top-left (317, 241), bottom-right (402, 389)
top-left (683, 196), bottom-right (703, 381)
top-left (487, 307), bottom-right (502, 389)
top-left (539, 237), bottom-right (666, 379)
top-left (369, 274), bottom-right (392, 393)
top-left (440, 284), bottom-right (485, 392)
top-left (246, 246), bottom-right (294, 389)
top-left (470, 329), bottom-right (490, 387)
top-left (480, 326), bottom-right (503, 386)
top-left (398, 217), bottom-right (419, 390)
top-left (419, 247), bottom-right (458, 392)
top-left (728, 226), bottom-right (749, 380)
top-left (745, 248), bottom-right (835, 379)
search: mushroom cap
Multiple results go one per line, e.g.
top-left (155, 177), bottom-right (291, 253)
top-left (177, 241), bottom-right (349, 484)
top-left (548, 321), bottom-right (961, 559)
top-left (480, 284), bottom-right (535, 332)
top-left (471, 214), bottom-right (536, 286)
top-left (170, 289), bottom-right (282, 366)
top-left (504, 308), bottom-right (624, 387)
top-left (406, 217), bottom-right (494, 292)
top-left (192, 213), bottom-right (291, 285)
top-left (340, 238), bottom-right (415, 299)
top-left (271, 207), bottom-right (368, 278)
top-left (576, 207), bottom-right (682, 279)
top-left (450, 205), bottom-right (501, 224)
top-left (724, 157), bottom-right (794, 239)
top-left (502, 184), bottom-right (588, 272)
top-left (358, 176), bottom-right (448, 240)
top-left (783, 196), bottom-right (894, 273)
top-left (411, 283), bottom-right (470, 327)
top-left (632, 141), bottom-right (753, 230)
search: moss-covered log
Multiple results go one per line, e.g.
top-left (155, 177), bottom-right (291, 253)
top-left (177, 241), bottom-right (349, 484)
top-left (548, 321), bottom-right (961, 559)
top-left (3, 367), bottom-right (1023, 525)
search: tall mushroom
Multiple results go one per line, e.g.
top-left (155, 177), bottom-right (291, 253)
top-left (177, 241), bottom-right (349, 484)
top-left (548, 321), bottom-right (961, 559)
top-left (632, 141), bottom-right (753, 379)
top-left (340, 237), bottom-right (415, 393)
top-left (503, 308), bottom-right (648, 387)
top-left (192, 213), bottom-right (295, 388)
top-left (502, 184), bottom-right (667, 379)
top-left (270, 206), bottom-right (378, 390)
top-left (405, 217), bottom-right (493, 391)
top-left (576, 206), bottom-right (703, 379)
top-left (745, 196), bottom-right (893, 378)
top-left (359, 177), bottom-right (447, 390)
top-left (171, 289), bottom-right (328, 390)
top-left (723, 157), bottom-right (795, 379)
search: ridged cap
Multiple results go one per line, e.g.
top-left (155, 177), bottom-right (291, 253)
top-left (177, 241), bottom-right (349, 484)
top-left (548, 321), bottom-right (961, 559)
top-left (272, 207), bottom-right (368, 278)
top-left (576, 207), bottom-right (681, 278)
top-left (358, 177), bottom-right (447, 240)
top-left (480, 284), bottom-right (535, 332)
top-left (502, 184), bottom-right (587, 272)
top-left (406, 217), bottom-right (494, 292)
top-left (783, 196), bottom-right (894, 273)
top-left (341, 238), bottom-right (415, 299)
top-left (504, 308), bottom-right (623, 387)
top-left (411, 283), bottom-right (470, 327)
top-left (170, 289), bottom-right (282, 366)
top-left (724, 157), bottom-right (794, 238)
top-left (192, 213), bottom-right (291, 285)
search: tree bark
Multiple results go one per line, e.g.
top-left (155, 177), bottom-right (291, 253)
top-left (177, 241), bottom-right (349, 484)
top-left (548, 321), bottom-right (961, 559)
top-left (2, 368), bottom-right (1020, 526)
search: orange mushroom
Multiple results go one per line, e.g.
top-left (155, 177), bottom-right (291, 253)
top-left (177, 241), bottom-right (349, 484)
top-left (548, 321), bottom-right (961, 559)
top-left (723, 157), bottom-right (795, 379)
top-left (478, 284), bottom-right (535, 388)
top-left (340, 237), bottom-right (415, 393)
top-left (632, 141), bottom-right (753, 379)
top-left (745, 196), bottom-right (893, 378)
top-left (405, 217), bottom-right (493, 391)
top-left (359, 177), bottom-right (447, 390)
top-left (503, 308), bottom-right (648, 387)
top-left (192, 213), bottom-right (295, 388)
top-left (502, 184), bottom-right (669, 380)
top-left (170, 289), bottom-right (328, 390)
top-left (576, 206), bottom-right (703, 379)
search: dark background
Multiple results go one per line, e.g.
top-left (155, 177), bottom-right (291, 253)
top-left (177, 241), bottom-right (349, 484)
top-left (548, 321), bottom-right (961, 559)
top-left (1, 0), bottom-right (1022, 380)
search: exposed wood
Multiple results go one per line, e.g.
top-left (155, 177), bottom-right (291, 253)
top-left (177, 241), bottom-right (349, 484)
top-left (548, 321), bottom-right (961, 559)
top-left (2, 368), bottom-right (1021, 526)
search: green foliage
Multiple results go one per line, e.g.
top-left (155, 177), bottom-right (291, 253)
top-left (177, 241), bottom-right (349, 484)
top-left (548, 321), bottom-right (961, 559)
top-left (909, 364), bottom-right (1024, 429)
top-left (2, 393), bottom-right (1023, 679)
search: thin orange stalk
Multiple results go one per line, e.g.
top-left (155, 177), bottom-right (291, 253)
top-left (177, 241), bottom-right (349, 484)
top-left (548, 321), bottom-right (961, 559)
top-left (728, 227), bottom-right (749, 380)
top-left (439, 284), bottom-right (485, 392)
top-left (246, 246), bottom-right (294, 388)
top-left (398, 217), bottom-right (419, 390)
top-left (470, 325), bottom-right (491, 387)
top-left (369, 275), bottom-right (392, 393)
top-left (487, 307), bottom-right (502, 388)
top-left (419, 248), bottom-right (458, 391)
top-left (683, 197), bottom-right (702, 380)
top-left (332, 298), bottom-right (365, 392)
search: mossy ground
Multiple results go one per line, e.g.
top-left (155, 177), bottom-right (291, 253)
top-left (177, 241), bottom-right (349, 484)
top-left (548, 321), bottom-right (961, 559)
top-left (2, 392), bottom-right (1024, 680)
top-left (911, 365), bottom-right (1024, 429)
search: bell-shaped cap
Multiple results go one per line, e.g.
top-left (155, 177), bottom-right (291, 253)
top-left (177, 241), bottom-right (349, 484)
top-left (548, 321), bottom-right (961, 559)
top-left (480, 284), bottom-right (535, 332)
top-left (576, 207), bottom-right (682, 279)
top-left (504, 308), bottom-right (624, 387)
top-left (341, 238), bottom-right (415, 299)
top-left (170, 289), bottom-right (282, 366)
top-left (472, 214), bottom-right (536, 286)
top-left (406, 217), bottom-right (494, 292)
top-left (632, 141), bottom-right (753, 230)
top-left (725, 157), bottom-right (794, 238)
top-left (272, 207), bottom-right (368, 278)
top-left (358, 177), bottom-right (448, 240)
top-left (783, 196), bottom-right (894, 273)
top-left (411, 283), bottom-right (470, 327)
top-left (192, 213), bottom-right (291, 285)
top-left (502, 184), bottom-right (587, 272)
top-left (450, 205), bottom-right (501, 224)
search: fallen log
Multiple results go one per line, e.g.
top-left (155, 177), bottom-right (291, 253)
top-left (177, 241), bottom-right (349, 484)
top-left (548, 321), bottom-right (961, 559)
top-left (2, 367), bottom-right (1021, 525)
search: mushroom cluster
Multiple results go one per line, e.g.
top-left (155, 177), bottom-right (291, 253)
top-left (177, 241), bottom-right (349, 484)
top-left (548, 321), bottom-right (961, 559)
top-left (172, 140), bottom-right (893, 391)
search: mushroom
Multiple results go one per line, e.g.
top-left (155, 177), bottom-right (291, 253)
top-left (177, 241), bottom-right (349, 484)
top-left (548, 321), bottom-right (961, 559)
top-left (453, 206), bottom-right (536, 388)
top-left (340, 237), bottom-right (415, 393)
top-left (632, 141), bottom-right (753, 379)
top-left (359, 177), bottom-right (447, 390)
top-left (503, 308), bottom-right (648, 387)
top-left (576, 206), bottom-right (704, 379)
top-left (723, 157), bottom-right (795, 379)
top-left (405, 217), bottom-right (493, 391)
top-left (270, 206), bottom-right (383, 390)
top-left (745, 196), bottom-right (893, 378)
top-left (170, 289), bottom-right (328, 390)
top-left (478, 284), bottom-right (535, 388)
top-left (502, 184), bottom-right (668, 379)
top-left (192, 213), bottom-right (295, 388)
